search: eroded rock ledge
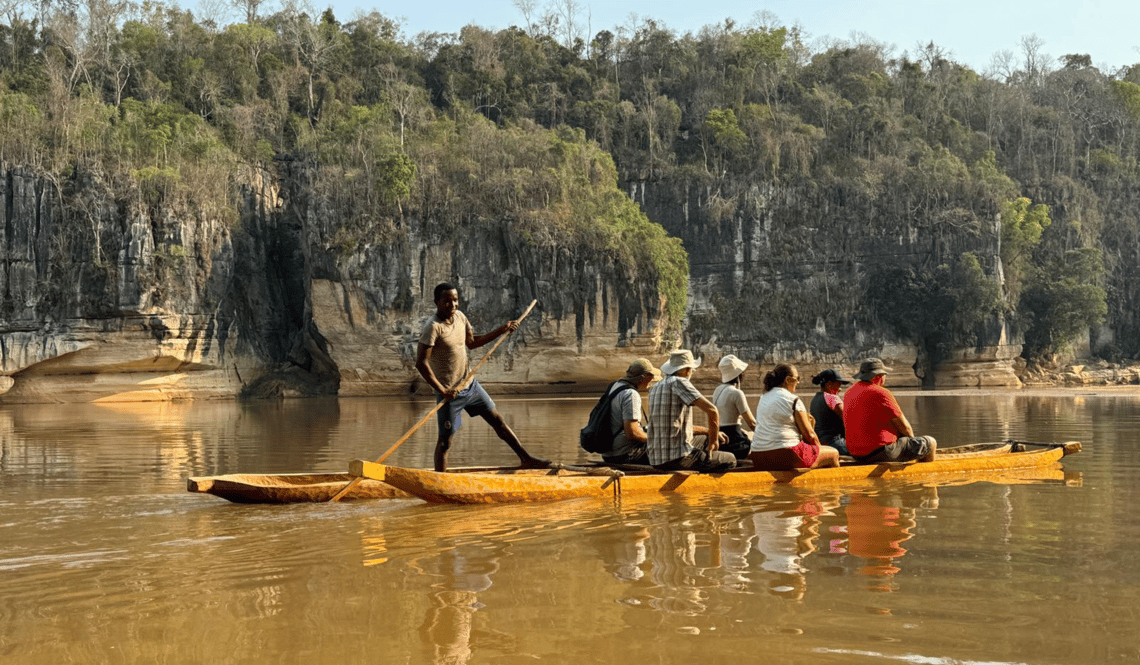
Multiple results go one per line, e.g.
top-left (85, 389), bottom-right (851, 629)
top-left (0, 162), bottom-right (671, 402)
top-left (3, 162), bottom-right (1118, 403)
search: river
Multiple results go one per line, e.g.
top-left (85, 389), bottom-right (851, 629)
top-left (1, 389), bottom-right (1138, 664)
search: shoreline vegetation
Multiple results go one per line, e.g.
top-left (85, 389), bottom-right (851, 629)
top-left (1, 2), bottom-right (1139, 400)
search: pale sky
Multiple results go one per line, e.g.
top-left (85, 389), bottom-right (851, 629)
top-left (321, 0), bottom-right (1140, 75)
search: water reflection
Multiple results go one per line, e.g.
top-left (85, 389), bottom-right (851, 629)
top-left (0, 392), bottom-right (1124, 665)
top-left (418, 547), bottom-right (505, 665)
top-left (355, 471), bottom-right (1080, 660)
top-left (829, 487), bottom-right (934, 586)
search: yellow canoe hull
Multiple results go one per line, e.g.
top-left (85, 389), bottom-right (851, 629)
top-left (187, 473), bottom-right (412, 503)
top-left (351, 442), bottom-right (1082, 505)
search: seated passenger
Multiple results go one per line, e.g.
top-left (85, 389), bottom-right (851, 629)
top-left (843, 358), bottom-right (937, 464)
top-left (600, 358), bottom-right (660, 466)
top-left (647, 350), bottom-right (737, 473)
top-left (809, 368), bottom-right (851, 456)
top-left (749, 363), bottom-right (841, 470)
top-left (712, 354), bottom-right (757, 460)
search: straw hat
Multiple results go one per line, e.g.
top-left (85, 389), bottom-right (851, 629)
top-left (660, 349), bottom-right (702, 376)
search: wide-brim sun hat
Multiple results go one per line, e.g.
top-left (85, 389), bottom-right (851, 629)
top-left (853, 358), bottom-right (891, 382)
top-left (718, 354), bottom-right (748, 383)
top-left (660, 349), bottom-right (702, 376)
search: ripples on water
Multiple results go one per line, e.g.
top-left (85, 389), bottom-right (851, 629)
top-left (1, 392), bottom-right (1139, 663)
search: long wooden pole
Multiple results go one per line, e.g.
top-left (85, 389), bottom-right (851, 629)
top-left (328, 299), bottom-right (538, 502)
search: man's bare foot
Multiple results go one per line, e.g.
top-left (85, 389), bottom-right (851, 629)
top-left (519, 456), bottom-right (551, 469)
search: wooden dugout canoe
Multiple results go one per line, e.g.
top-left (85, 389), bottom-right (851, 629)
top-left (349, 441), bottom-right (1082, 505)
top-left (186, 473), bottom-right (413, 503)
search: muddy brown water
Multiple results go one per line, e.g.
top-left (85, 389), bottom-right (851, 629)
top-left (1, 390), bottom-right (1137, 664)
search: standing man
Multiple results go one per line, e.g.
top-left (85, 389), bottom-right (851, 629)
top-left (843, 358), bottom-right (937, 464)
top-left (647, 350), bottom-right (737, 473)
top-left (416, 283), bottom-right (550, 472)
top-left (598, 358), bottom-right (660, 466)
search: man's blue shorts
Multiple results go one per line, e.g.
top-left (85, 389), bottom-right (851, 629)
top-left (436, 379), bottom-right (496, 435)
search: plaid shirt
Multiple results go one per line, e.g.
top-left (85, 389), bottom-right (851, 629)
top-left (647, 374), bottom-right (704, 465)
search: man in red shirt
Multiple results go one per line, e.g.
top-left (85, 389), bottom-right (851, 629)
top-left (843, 358), bottom-right (937, 463)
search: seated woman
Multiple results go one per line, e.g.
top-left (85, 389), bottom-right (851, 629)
top-left (749, 363), bottom-right (841, 471)
top-left (712, 355), bottom-right (758, 460)
top-left (809, 368), bottom-right (851, 456)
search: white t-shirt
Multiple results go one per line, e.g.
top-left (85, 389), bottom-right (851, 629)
top-left (751, 387), bottom-right (805, 452)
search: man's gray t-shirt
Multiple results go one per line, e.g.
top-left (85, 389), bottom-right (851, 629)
top-left (607, 383), bottom-right (643, 458)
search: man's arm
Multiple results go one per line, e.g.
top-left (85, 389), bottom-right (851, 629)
top-left (415, 343), bottom-right (456, 400)
top-left (691, 396), bottom-right (726, 450)
top-left (890, 414), bottom-right (915, 438)
top-left (468, 319), bottom-right (520, 349)
top-left (623, 420), bottom-right (648, 445)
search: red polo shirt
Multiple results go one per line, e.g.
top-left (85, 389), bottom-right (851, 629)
top-left (843, 381), bottom-right (903, 457)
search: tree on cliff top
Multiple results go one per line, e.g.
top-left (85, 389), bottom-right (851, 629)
top-left (1020, 247), bottom-right (1107, 363)
top-left (867, 253), bottom-right (1002, 386)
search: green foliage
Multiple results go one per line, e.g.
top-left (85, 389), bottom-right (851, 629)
top-left (867, 252), bottom-right (1002, 363)
top-left (971, 151), bottom-right (1018, 200)
top-left (376, 153), bottom-right (415, 203)
top-left (0, 90), bottom-right (44, 162)
top-left (405, 112), bottom-right (688, 325)
top-left (1000, 197), bottom-right (1051, 274)
top-left (1109, 80), bottom-right (1140, 120)
top-left (1020, 248), bottom-right (1107, 360)
top-left (132, 166), bottom-right (181, 204)
top-left (1, 6), bottom-right (1134, 349)
top-left (740, 27), bottom-right (789, 65)
top-left (705, 107), bottom-right (747, 165)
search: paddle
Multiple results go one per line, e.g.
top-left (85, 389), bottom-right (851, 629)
top-left (328, 299), bottom-right (538, 502)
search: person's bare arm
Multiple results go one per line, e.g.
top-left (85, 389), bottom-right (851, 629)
top-left (623, 420), bottom-right (648, 445)
top-left (740, 395), bottom-right (757, 430)
top-left (469, 319), bottom-right (519, 348)
top-left (692, 396), bottom-right (726, 449)
top-left (794, 410), bottom-right (823, 447)
top-left (890, 414), bottom-right (915, 438)
top-left (416, 343), bottom-right (456, 400)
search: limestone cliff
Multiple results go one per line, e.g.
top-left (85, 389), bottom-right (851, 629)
top-left (626, 176), bottom-right (1023, 388)
top-left (0, 161), bottom-right (669, 402)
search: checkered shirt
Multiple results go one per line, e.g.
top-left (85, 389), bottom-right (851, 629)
top-left (647, 374), bottom-right (704, 465)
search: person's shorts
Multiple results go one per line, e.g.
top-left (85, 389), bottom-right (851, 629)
top-left (790, 440), bottom-right (820, 467)
top-left (436, 379), bottom-right (496, 435)
top-left (853, 436), bottom-right (934, 464)
top-left (749, 441), bottom-right (819, 469)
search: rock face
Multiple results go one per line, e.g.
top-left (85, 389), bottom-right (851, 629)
top-left (0, 162), bottom-right (670, 402)
top-left (627, 177), bottom-right (1024, 388)
top-left (8, 158), bottom-right (1127, 403)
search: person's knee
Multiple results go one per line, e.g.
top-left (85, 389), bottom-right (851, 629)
top-left (926, 436), bottom-right (937, 451)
